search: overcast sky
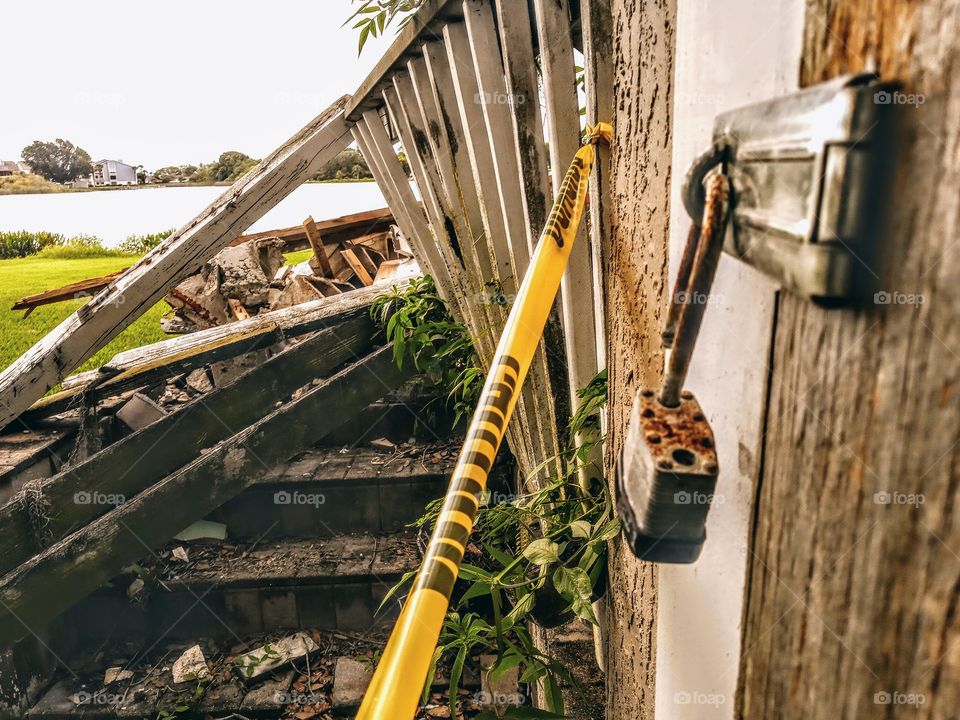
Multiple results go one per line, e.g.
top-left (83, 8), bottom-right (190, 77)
top-left (0, 0), bottom-right (396, 169)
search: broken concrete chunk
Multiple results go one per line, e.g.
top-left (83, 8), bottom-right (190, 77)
top-left (172, 644), bottom-right (209, 683)
top-left (235, 632), bottom-right (319, 682)
top-left (104, 667), bottom-right (134, 685)
top-left (185, 368), bottom-right (214, 394)
top-left (172, 645), bottom-right (209, 683)
top-left (210, 239), bottom-right (284, 306)
top-left (331, 657), bottom-right (373, 711)
top-left (369, 437), bottom-right (396, 451)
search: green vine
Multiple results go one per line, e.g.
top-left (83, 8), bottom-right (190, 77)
top-left (371, 275), bottom-right (484, 426)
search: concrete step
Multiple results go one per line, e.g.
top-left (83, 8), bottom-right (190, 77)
top-left (58, 533), bottom-right (420, 648)
top-left (208, 444), bottom-right (460, 540)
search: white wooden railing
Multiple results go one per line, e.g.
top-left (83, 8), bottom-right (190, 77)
top-left (346, 0), bottom-right (613, 477)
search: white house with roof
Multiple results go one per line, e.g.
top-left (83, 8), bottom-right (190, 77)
top-left (90, 159), bottom-right (138, 186)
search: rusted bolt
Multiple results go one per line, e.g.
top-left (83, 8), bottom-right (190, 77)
top-left (641, 389), bottom-right (654, 398)
top-left (641, 408), bottom-right (654, 418)
top-left (657, 459), bottom-right (673, 470)
top-left (646, 433), bottom-right (661, 444)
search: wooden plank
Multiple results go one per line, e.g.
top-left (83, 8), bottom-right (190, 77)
top-left (303, 216), bottom-right (333, 277)
top-left (382, 80), bottom-right (537, 473)
top-left (383, 82), bottom-right (487, 342)
top-left (394, 65), bottom-right (505, 371)
top-left (0, 344), bottom-right (410, 644)
top-left (579, 0), bottom-right (613, 370)
top-left (0, 315), bottom-right (375, 580)
top-left (351, 243), bottom-right (381, 278)
top-left (11, 269), bottom-right (129, 312)
top-left (442, 20), bottom-right (514, 292)
top-left (354, 114), bottom-right (445, 287)
top-left (350, 126), bottom-right (430, 276)
top-left (533, 0), bottom-right (600, 406)
top-left (400, 62), bottom-right (480, 289)
top-left (21, 282), bottom-right (394, 421)
top-left (420, 41), bottom-right (495, 282)
top-left (0, 97), bottom-right (354, 430)
top-left (340, 247), bottom-right (374, 285)
top-left (344, 0), bottom-right (464, 122)
top-left (231, 207), bottom-right (395, 249)
top-left (227, 298), bottom-right (250, 321)
top-left (374, 259), bottom-right (403, 284)
top-left (738, 2), bottom-right (960, 718)
top-left (493, 0), bottom-right (551, 249)
top-left (461, 0), bottom-right (533, 279)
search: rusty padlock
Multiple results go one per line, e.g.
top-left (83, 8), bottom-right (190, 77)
top-left (616, 171), bottom-right (728, 564)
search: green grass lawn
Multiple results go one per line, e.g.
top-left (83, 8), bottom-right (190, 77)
top-left (0, 256), bottom-right (170, 376)
top-left (0, 249), bottom-right (318, 378)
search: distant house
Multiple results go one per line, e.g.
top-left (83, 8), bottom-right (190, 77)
top-left (90, 159), bottom-right (137, 186)
top-left (0, 161), bottom-right (27, 177)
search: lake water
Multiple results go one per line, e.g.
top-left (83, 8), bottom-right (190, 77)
top-left (0, 182), bottom-right (387, 247)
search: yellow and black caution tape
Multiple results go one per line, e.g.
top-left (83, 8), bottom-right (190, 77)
top-left (356, 121), bottom-right (613, 720)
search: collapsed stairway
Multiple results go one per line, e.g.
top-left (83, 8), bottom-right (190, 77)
top-left (21, 439), bottom-right (475, 719)
top-left (0, 284), bottom-right (507, 719)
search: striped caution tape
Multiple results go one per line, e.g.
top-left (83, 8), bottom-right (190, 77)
top-left (356, 121), bottom-right (613, 720)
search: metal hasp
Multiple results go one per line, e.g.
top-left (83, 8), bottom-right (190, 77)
top-left (709, 73), bottom-right (892, 301)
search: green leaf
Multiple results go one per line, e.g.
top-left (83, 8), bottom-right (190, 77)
top-left (490, 650), bottom-right (523, 680)
top-left (542, 674), bottom-right (565, 715)
top-left (592, 518), bottom-right (622, 543)
top-left (457, 580), bottom-right (492, 606)
top-left (358, 23), bottom-right (371, 53)
top-left (569, 520), bottom-right (592, 539)
top-left (553, 566), bottom-right (598, 625)
top-left (504, 590), bottom-right (536, 624)
top-left (523, 539), bottom-right (560, 566)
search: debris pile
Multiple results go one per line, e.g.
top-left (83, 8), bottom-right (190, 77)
top-left (163, 212), bottom-right (418, 332)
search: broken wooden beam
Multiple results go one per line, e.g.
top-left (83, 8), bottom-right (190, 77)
top-left (0, 95), bottom-right (354, 430)
top-left (230, 207), bottom-right (396, 251)
top-left (0, 343), bottom-right (410, 644)
top-left (303, 215), bottom-right (333, 277)
top-left (10, 269), bottom-right (129, 314)
top-left (340, 247), bottom-right (374, 286)
top-left (0, 314), bottom-right (376, 579)
top-left (18, 280), bottom-right (404, 423)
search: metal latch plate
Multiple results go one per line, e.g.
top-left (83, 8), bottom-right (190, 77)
top-left (713, 73), bottom-right (892, 301)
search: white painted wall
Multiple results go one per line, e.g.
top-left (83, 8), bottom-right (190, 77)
top-left (654, 2), bottom-right (804, 718)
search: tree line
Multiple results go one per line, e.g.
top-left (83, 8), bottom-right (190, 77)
top-left (16, 139), bottom-right (375, 185)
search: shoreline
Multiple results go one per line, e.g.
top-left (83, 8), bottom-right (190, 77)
top-left (0, 177), bottom-right (377, 198)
